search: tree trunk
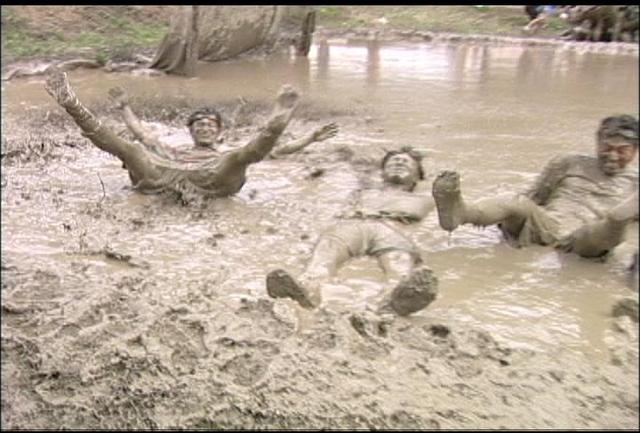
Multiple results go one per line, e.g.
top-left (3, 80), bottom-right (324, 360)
top-left (149, 6), bottom-right (314, 75)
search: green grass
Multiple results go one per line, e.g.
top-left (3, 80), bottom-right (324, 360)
top-left (315, 6), bottom-right (567, 37)
top-left (1, 10), bottom-right (167, 62)
top-left (1, 6), bottom-right (572, 63)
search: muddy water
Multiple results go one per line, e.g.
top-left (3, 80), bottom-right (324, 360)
top-left (2, 38), bottom-right (638, 369)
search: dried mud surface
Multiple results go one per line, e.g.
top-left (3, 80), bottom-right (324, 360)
top-left (1, 98), bottom-right (639, 429)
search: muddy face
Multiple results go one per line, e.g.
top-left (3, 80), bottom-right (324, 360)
top-left (382, 154), bottom-right (421, 189)
top-left (597, 135), bottom-right (638, 175)
top-left (189, 116), bottom-right (221, 148)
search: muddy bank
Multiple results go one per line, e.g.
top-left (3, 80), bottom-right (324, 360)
top-left (2, 272), bottom-right (637, 429)
top-left (318, 27), bottom-right (639, 56)
top-left (2, 95), bottom-right (639, 429)
top-left (3, 28), bottom-right (638, 83)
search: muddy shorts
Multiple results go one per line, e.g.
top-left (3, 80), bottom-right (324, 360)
top-left (318, 220), bottom-right (422, 263)
top-left (498, 197), bottom-right (561, 247)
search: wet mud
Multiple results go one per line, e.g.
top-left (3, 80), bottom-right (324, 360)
top-left (2, 89), bottom-right (638, 429)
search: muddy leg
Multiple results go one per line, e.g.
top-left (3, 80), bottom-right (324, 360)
top-left (432, 170), bottom-right (541, 234)
top-left (266, 236), bottom-right (351, 309)
top-left (559, 191), bottom-right (638, 258)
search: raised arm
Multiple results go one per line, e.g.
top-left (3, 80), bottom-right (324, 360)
top-left (270, 122), bottom-right (339, 158)
top-left (108, 86), bottom-right (173, 159)
top-left (44, 69), bottom-right (157, 182)
top-left (222, 85), bottom-right (300, 167)
top-left (524, 154), bottom-right (571, 205)
top-left (45, 69), bottom-right (133, 161)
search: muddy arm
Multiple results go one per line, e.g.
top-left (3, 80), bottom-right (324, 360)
top-left (223, 85), bottom-right (300, 167)
top-left (271, 122), bottom-right (339, 158)
top-left (108, 87), bottom-right (173, 159)
top-left (45, 69), bottom-right (133, 160)
top-left (524, 154), bottom-right (571, 206)
top-left (44, 69), bottom-right (154, 179)
top-left (109, 87), bottom-right (158, 145)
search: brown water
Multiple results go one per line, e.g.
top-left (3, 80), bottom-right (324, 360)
top-left (2, 40), bottom-right (638, 363)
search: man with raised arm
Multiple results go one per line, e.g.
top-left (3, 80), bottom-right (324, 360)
top-left (107, 86), bottom-right (338, 162)
top-left (44, 69), bottom-right (307, 198)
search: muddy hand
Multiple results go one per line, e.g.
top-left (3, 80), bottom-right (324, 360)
top-left (44, 68), bottom-right (75, 106)
top-left (108, 86), bottom-right (130, 109)
top-left (555, 232), bottom-right (577, 253)
top-left (276, 84), bottom-right (300, 110)
top-left (313, 122), bottom-right (339, 142)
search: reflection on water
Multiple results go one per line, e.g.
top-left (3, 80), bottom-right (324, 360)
top-left (2, 40), bottom-right (638, 359)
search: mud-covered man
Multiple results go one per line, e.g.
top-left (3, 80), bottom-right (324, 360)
top-left (432, 115), bottom-right (639, 260)
top-left (266, 147), bottom-right (439, 317)
top-left (45, 69), bottom-right (314, 198)
top-left (108, 86), bottom-right (338, 162)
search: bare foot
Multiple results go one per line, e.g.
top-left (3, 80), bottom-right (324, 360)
top-left (381, 267), bottom-right (438, 317)
top-left (266, 269), bottom-right (318, 309)
top-left (432, 170), bottom-right (466, 232)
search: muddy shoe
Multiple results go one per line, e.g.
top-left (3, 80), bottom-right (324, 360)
top-left (432, 170), bottom-right (466, 232)
top-left (266, 269), bottom-right (317, 309)
top-left (386, 267), bottom-right (438, 317)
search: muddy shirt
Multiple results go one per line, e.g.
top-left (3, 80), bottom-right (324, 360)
top-left (526, 154), bottom-right (638, 237)
top-left (348, 183), bottom-right (434, 224)
top-left (327, 182), bottom-right (434, 259)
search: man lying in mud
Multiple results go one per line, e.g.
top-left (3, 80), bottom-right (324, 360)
top-left (266, 147), bottom-right (438, 317)
top-left (44, 68), bottom-right (305, 198)
top-left (432, 114), bottom-right (639, 259)
top-left (107, 86), bottom-right (339, 162)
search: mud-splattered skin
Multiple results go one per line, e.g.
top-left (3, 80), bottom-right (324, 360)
top-left (188, 116), bottom-right (222, 148)
top-left (596, 134), bottom-right (638, 176)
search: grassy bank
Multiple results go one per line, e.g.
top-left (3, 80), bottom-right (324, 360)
top-left (316, 6), bottom-right (567, 37)
top-left (1, 6), bottom-right (169, 63)
top-left (1, 6), bottom-right (569, 64)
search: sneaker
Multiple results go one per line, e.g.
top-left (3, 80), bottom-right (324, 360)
top-left (266, 269), bottom-right (318, 309)
top-left (387, 267), bottom-right (438, 316)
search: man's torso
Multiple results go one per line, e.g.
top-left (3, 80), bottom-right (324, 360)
top-left (545, 154), bottom-right (638, 235)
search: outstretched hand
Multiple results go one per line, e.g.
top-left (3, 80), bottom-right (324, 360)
top-left (275, 84), bottom-right (300, 110)
top-left (44, 68), bottom-right (75, 106)
top-left (312, 122), bottom-right (339, 142)
top-left (108, 86), bottom-right (130, 109)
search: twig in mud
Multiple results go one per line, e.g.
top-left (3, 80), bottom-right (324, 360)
top-left (97, 173), bottom-right (106, 203)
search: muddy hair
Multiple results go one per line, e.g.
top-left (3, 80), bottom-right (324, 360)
top-left (597, 115), bottom-right (639, 147)
top-left (381, 146), bottom-right (425, 180)
top-left (186, 108), bottom-right (223, 129)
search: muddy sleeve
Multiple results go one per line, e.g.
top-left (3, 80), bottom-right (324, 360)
top-left (222, 106), bottom-right (296, 167)
top-left (525, 154), bottom-right (572, 205)
top-left (270, 132), bottom-right (314, 157)
top-left (45, 70), bottom-right (137, 160)
top-left (62, 97), bottom-right (141, 162)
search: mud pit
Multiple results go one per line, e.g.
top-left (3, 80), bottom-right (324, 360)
top-left (2, 39), bottom-right (639, 429)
